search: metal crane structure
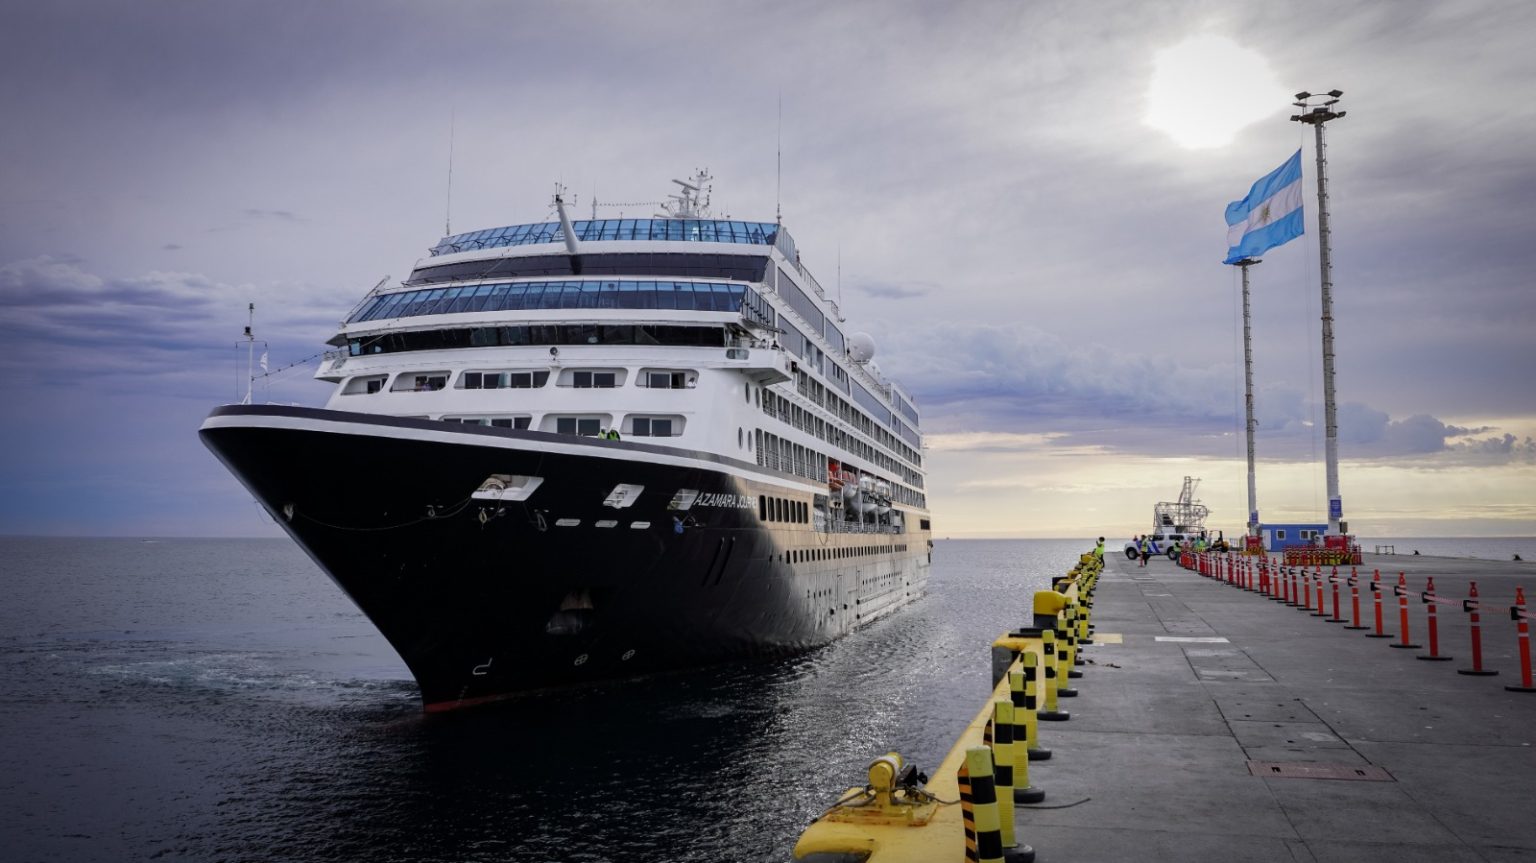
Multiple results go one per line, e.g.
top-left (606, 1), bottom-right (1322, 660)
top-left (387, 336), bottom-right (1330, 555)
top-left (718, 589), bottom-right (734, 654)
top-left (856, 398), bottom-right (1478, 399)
top-left (1153, 476), bottom-right (1210, 536)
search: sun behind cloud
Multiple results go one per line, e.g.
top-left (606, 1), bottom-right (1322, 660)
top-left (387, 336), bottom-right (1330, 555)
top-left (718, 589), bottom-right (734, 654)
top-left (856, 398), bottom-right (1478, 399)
top-left (1145, 34), bottom-right (1289, 149)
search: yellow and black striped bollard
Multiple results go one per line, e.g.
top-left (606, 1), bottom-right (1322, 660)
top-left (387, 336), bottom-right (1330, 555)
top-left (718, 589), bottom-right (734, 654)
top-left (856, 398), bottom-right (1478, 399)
top-left (1038, 631), bottom-right (1070, 721)
top-left (1004, 693), bottom-right (1046, 804)
top-left (959, 747), bottom-right (1033, 863)
top-left (1055, 617), bottom-right (1079, 696)
top-left (988, 702), bottom-right (1020, 850)
top-left (1009, 659), bottom-right (1051, 761)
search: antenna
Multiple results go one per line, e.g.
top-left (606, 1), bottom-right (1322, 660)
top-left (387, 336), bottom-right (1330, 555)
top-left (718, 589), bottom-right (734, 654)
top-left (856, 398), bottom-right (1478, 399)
top-left (444, 105), bottom-right (456, 237)
top-left (241, 302), bottom-right (255, 405)
top-left (837, 243), bottom-right (843, 307)
top-left (776, 92), bottom-right (782, 226)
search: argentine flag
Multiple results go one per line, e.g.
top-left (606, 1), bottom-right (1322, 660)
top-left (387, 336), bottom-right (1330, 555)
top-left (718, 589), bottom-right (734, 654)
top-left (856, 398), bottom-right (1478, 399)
top-left (1224, 150), bottom-right (1304, 265)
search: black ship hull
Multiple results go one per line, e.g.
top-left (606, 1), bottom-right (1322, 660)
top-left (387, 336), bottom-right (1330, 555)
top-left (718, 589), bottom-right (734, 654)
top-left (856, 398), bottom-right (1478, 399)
top-left (200, 405), bottom-right (930, 711)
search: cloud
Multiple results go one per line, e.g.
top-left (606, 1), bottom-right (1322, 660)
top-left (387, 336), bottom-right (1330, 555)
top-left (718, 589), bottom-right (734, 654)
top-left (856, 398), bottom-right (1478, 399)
top-left (162, 243), bottom-right (183, 251)
top-left (1447, 433), bottom-right (1536, 464)
top-left (241, 208), bottom-right (302, 222)
top-left (1332, 407), bottom-right (1536, 463)
top-left (855, 280), bottom-right (931, 300)
top-left (884, 320), bottom-right (1236, 429)
top-left (925, 431), bottom-right (1076, 452)
top-left (877, 320), bottom-right (1533, 467)
top-left (0, 256), bottom-right (346, 399)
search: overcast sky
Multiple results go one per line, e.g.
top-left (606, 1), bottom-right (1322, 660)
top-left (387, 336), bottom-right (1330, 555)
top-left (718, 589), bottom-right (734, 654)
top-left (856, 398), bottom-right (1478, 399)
top-left (1, 0), bottom-right (1532, 539)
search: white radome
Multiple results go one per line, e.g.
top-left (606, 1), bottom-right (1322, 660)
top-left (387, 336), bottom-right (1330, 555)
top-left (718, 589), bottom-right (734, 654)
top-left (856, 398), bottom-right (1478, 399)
top-left (847, 332), bottom-right (876, 363)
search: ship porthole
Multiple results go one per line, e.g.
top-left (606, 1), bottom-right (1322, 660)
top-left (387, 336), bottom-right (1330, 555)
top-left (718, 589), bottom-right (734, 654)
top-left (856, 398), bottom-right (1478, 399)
top-left (621, 649), bottom-right (635, 661)
top-left (574, 653), bottom-right (589, 666)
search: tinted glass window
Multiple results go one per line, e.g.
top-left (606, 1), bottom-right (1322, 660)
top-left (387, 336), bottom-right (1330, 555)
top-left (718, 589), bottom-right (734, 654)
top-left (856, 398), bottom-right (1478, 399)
top-left (349, 326), bottom-right (725, 356)
top-left (353, 279), bottom-right (756, 324)
top-left (405, 253), bottom-right (770, 286)
top-left (780, 269), bottom-right (826, 336)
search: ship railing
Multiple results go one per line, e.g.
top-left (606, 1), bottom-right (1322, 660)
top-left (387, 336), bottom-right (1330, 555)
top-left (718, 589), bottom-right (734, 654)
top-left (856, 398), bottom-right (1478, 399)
top-left (795, 259), bottom-right (827, 299)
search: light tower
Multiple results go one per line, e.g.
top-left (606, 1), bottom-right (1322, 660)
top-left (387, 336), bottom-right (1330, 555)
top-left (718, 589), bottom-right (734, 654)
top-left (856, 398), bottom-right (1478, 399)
top-left (1291, 90), bottom-right (1347, 536)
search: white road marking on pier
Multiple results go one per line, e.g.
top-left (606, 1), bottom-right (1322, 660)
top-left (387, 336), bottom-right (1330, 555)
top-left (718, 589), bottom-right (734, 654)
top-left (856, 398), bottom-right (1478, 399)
top-left (1154, 636), bottom-right (1231, 643)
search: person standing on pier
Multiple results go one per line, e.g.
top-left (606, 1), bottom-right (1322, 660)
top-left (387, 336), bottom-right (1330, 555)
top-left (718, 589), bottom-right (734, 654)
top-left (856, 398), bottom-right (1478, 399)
top-left (1095, 537), bottom-right (1106, 561)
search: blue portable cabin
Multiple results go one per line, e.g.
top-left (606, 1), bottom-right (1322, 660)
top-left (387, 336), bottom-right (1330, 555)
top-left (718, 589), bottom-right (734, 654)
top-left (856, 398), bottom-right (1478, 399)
top-left (1258, 522), bottom-right (1327, 552)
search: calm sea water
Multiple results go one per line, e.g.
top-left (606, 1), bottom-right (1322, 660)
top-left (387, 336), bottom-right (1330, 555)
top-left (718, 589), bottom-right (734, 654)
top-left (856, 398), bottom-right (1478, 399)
top-left (0, 537), bottom-right (1090, 863)
top-left (1355, 536), bottom-right (1533, 561)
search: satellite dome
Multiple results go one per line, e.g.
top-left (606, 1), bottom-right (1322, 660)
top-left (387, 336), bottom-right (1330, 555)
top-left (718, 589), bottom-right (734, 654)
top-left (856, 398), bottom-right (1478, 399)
top-left (847, 332), bottom-right (876, 363)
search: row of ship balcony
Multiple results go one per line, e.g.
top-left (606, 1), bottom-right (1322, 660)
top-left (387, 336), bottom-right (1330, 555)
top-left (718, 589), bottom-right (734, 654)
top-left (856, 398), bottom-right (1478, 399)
top-left (335, 367), bottom-right (710, 396)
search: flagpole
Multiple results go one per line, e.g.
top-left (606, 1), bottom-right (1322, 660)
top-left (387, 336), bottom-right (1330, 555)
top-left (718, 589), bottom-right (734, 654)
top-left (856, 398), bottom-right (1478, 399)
top-left (1234, 258), bottom-right (1261, 537)
top-left (1292, 90), bottom-right (1347, 536)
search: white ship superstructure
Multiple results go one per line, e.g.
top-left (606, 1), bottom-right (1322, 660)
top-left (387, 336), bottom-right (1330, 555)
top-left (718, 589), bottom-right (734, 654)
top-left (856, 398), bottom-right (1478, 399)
top-left (320, 173), bottom-right (927, 522)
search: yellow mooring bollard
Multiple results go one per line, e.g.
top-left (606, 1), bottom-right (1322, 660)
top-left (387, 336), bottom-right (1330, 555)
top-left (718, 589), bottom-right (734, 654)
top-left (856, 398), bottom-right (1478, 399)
top-left (1009, 661), bottom-right (1050, 761)
top-left (1065, 604), bottom-right (1086, 680)
top-left (1054, 616), bottom-right (1078, 697)
top-left (1038, 630), bottom-right (1070, 721)
top-left (1032, 589), bottom-right (1068, 631)
top-left (989, 702), bottom-right (1018, 850)
top-left (959, 747), bottom-right (1032, 863)
top-left (1005, 684), bottom-right (1046, 803)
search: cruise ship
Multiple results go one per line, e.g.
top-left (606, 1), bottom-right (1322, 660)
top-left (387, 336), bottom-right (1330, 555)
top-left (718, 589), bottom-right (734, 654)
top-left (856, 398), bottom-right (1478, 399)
top-left (199, 172), bottom-right (932, 711)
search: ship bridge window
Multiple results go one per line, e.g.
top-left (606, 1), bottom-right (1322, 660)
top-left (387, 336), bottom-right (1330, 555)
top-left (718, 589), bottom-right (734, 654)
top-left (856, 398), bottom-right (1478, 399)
top-left (391, 372), bottom-right (449, 392)
top-left (341, 375), bottom-right (387, 395)
top-left (628, 416), bottom-right (681, 437)
top-left (428, 220), bottom-right (781, 257)
top-left (462, 370), bottom-right (550, 389)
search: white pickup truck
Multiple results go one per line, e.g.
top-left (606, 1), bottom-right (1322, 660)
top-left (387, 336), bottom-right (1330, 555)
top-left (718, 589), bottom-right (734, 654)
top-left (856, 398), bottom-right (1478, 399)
top-left (1124, 530), bottom-right (1192, 561)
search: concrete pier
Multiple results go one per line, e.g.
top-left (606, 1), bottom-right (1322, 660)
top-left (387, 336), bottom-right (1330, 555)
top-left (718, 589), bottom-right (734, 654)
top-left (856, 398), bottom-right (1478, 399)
top-left (1024, 552), bottom-right (1536, 862)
